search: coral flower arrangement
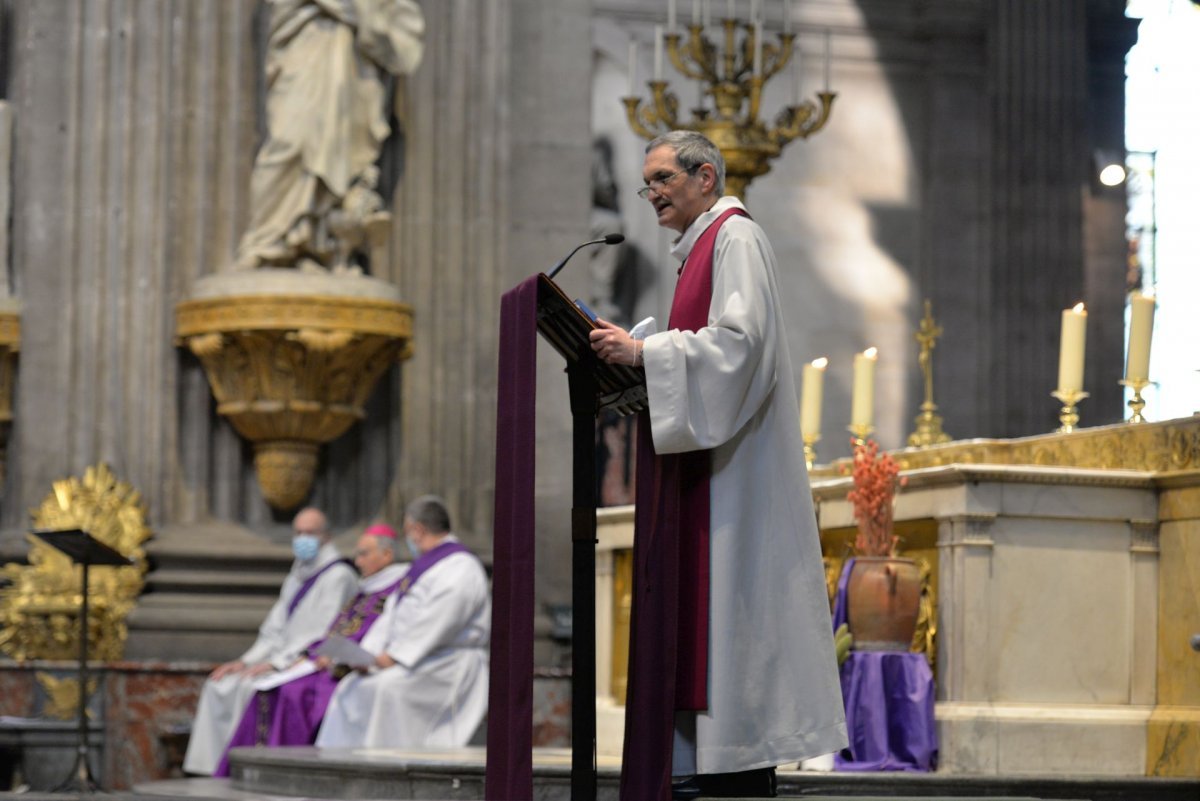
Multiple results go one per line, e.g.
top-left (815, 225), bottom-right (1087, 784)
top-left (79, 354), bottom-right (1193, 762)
top-left (845, 438), bottom-right (907, 557)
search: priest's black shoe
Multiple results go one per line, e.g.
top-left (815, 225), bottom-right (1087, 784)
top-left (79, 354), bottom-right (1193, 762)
top-left (671, 767), bottom-right (777, 799)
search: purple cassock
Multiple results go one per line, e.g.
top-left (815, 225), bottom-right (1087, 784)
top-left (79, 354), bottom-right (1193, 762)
top-left (214, 542), bottom-right (467, 776)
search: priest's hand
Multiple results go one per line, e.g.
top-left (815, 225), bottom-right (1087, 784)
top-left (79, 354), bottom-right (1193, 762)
top-left (243, 662), bottom-right (275, 678)
top-left (314, 656), bottom-right (333, 672)
top-left (372, 653), bottom-right (397, 670)
top-left (589, 319), bottom-right (642, 367)
top-left (210, 660), bottom-right (245, 680)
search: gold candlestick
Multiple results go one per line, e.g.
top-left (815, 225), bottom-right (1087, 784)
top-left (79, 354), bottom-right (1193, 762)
top-left (848, 423), bottom-right (874, 448)
top-left (1119, 378), bottom-right (1151, 424)
top-left (907, 299), bottom-right (952, 448)
top-left (1050, 389), bottom-right (1089, 434)
top-left (803, 432), bottom-right (820, 471)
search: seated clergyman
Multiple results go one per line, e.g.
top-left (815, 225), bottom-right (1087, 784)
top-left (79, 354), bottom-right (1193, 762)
top-left (183, 507), bottom-right (357, 776)
top-left (315, 495), bottom-right (491, 749)
top-left (213, 523), bottom-right (408, 775)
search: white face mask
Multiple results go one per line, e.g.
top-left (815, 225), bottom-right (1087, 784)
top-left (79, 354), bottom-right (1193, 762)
top-left (293, 534), bottom-right (321, 562)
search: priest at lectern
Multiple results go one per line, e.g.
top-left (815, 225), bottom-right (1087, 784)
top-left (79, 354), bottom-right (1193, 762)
top-left (589, 130), bottom-right (848, 800)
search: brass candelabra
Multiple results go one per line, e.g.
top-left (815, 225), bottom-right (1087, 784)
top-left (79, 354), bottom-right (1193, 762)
top-left (1051, 389), bottom-right (1089, 434)
top-left (623, 20), bottom-right (835, 198)
top-left (803, 432), bottom-right (820, 470)
top-left (848, 423), bottom-right (874, 449)
top-left (1119, 378), bottom-right (1151, 424)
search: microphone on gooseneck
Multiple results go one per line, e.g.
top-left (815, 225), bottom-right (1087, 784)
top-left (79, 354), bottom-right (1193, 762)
top-left (546, 234), bottom-right (625, 280)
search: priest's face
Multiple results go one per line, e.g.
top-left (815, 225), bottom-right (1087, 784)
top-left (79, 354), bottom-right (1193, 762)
top-left (354, 533), bottom-right (394, 577)
top-left (641, 145), bottom-right (717, 234)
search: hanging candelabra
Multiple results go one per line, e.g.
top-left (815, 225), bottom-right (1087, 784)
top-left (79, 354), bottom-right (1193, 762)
top-left (622, 0), bottom-right (836, 198)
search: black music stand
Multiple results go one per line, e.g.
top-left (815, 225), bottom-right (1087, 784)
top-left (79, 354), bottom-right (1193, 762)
top-left (535, 274), bottom-right (646, 801)
top-left (31, 528), bottom-right (133, 794)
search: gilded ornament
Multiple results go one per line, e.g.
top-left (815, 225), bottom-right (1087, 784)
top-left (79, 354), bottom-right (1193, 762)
top-left (36, 672), bottom-right (98, 721)
top-left (176, 290), bottom-right (413, 510)
top-left (0, 463), bottom-right (150, 662)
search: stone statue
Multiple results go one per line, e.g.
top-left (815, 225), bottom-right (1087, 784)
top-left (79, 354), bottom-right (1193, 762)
top-left (234, 0), bottom-right (425, 273)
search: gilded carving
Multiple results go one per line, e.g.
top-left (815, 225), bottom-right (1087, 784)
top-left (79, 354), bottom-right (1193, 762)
top-left (36, 672), bottom-right (98, 721)
top-left (813, 417), bottom-right (1200, 478)
top-left (176, 293), bottom-right (413, 510)
top-left (0, 464), bottom-right (150, 662)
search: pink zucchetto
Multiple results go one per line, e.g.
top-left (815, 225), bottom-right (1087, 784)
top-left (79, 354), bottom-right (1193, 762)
top-left (364, 523), bottom-right (398, 540)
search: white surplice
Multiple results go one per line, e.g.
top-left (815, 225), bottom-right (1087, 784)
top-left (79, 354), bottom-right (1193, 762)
top-left (641, 196), bottom-right (848, 775)
top-left (315, 542), bottom-right (491, 749)
top-left (182, 543), bottom-right (358, 775)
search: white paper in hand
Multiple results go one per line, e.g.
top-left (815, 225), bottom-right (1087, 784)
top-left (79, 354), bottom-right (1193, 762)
top-left (313, 634), bottom-right (375, 669)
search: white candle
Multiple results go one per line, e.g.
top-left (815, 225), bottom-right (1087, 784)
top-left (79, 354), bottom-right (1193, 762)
top-left (668, 0), bottom-right (678, 32)
top-left (850, 347), bottom-right (878, 429)
top-left (753, 21), bottom-right (763, 75)
top-left (627, 41), bottom-right (637, 96)
top-left (750, 0), bottom-right (760, 25)
top-left (653, 25), bottom-right (664, 81)
top-left (1125, 292), bottom-right (1156, 382)
top-left (823, 29), bottom-right (831, 92)
top-left (783, 0), bottom-right (793, 33)
top-left (693, 0), bottom-right (701, 26)
top-left (703, 0), bottom-right (711, 28)
top-left (1057, 302), bottom-right (1088, 394)
top-left (726, 0), bottom-right (735, 21)
top-left (800, 357), bottom-right (828, 438)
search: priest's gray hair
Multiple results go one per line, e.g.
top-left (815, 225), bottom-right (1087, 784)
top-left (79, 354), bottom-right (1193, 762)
top-left (405, 494), bottom-right (452, 534)
top-left (646, 130), bottom-right (725, 196)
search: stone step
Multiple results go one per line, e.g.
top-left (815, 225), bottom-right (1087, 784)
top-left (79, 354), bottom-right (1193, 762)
top-left (127, 747), bottom-right (1200, 801)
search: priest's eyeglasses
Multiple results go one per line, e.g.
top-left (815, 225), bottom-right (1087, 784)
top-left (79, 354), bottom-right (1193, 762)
top-left (637, 165), bottom-right (699, 199)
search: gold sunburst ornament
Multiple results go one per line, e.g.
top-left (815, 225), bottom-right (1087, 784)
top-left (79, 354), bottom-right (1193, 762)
top-left (0, 463), bottom-right (151, 661)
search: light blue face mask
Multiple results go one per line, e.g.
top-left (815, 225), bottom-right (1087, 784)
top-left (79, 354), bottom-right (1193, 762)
top-left (405, 536), bottom-right (422, 560)
top-left (293, 534), bottom-right (321, 562)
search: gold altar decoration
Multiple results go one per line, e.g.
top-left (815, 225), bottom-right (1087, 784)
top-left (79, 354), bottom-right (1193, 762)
top-left (907, 300), bottom-right (952, 448)
top-left (0, 307), bottom-right (19, 485)
top-left (812, 415), bottom-right (1200, 477)
top-left (1050, 388), bottom-right (1089, 434)
top-left (176, 292), bottom-right (413, 510)
top-left (623, 19), bottom-right (835, 198)
top-left (0, 463), bottom-right (151, 662)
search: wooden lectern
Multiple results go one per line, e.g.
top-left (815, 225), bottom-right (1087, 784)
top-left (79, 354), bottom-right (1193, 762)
top-left (32, 528), bottom-right (133, 793)
top-left (535, 274), bottom-right (646, 801)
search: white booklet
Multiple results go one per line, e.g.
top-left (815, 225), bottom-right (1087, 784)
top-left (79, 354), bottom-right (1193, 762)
top-left (312, 634), bottom-right (375, 669)
top-left (252, 660), bottom-right (317, 691)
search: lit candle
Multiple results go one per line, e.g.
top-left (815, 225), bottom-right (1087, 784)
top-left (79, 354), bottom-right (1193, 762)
top-left (668, 0), bottom-right (678, 32)
top-left (653, 25), bottom-right (664, 81)
top-left (823, 29), bottom-right (831, 92)
top-left (1057, 302), bottom-right (1088, 394)
top-left (753, 21), bottom-right (763, 76)
top-left (627, 41), bottom-right (637, 96)
top-left (1125, 292), bottom-right (1156, 383)
top-left (800, 357), bottom-right (828, 439)
top-left (850, 347), bottom-right (878, 429)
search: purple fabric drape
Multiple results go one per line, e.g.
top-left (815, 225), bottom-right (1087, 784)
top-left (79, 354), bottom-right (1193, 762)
top-left (484, 276), bottom-right (539, 801)
top-left (834, 651), bottom-right (937, 772)
top-left (832, 559), bottom-right (936, 771)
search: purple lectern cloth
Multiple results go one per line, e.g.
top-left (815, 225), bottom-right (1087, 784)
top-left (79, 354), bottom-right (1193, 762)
top-left (832, 556), bottom-right (855, 634)
top-left (834, 651), bottom-right (937, 772)
top-left (485, 276), bottom-right (538, 801)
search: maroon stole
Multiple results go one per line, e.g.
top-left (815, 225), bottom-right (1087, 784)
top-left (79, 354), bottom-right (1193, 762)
top-left (620, 207), bottom-right (749, 801)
